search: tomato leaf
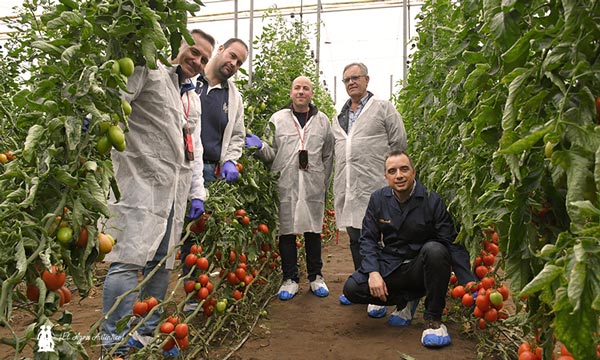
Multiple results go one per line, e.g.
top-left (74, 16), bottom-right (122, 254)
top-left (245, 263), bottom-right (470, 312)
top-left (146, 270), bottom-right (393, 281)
top-left (520, 264), bottom-right (562, 296)
top-left (23, 124), bottom-right (46, 163)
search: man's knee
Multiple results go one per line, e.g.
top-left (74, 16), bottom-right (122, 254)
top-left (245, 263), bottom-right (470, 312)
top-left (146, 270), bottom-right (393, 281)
top-left (422, 241), bottom-right (450, 262)
top-left (343, 276), bottom-right (363, 304)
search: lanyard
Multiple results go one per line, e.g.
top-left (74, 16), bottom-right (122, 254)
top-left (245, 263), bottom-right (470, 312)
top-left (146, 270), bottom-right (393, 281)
top-left (181, 92), bottom-right (191, 121)
top-left (292, 111), bottom-right (310, 150)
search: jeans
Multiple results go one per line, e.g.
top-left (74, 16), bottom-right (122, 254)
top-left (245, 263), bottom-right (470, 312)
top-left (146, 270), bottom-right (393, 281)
top-left (343, 241), bottom-right (451, 321)
top-left (279, 232), bottom-right (323, 283)
top-left (101, 205), bottom-right (174, 352)
top-left (346, 227), bottom-right (362, 271)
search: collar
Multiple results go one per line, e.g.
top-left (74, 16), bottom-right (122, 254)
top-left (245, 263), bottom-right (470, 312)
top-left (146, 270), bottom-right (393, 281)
top-left (341, 91), bottom-right (374, 114)
top-left (284, 102), bottom-right (318, 118)
top-left (196, 72), bottom-right (230, 91)
top-left (175, 65), bottom-right (196, 95)
top-left (385, 179), bottom-right (425, 202)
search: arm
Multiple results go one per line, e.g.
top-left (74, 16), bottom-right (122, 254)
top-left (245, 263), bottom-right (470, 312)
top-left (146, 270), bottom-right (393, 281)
top-left (360, 194), bottom-right (388, 301)
top-left (188, 90), bottom-right (207, 201)
top-left (321, 116), bottom-right (335, 190)
top-left (222, 86), bottom-right (245, 164)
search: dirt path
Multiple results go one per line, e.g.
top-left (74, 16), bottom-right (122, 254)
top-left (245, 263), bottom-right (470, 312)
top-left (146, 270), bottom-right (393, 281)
top-left (222, 232), bottom-right (479, 360)
top-left (1, 232), bottom-right (480, 359)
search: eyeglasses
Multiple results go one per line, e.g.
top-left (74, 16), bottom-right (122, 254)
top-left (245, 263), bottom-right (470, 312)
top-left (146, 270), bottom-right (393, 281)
top-left (341, 75), bottom-right (366, 84)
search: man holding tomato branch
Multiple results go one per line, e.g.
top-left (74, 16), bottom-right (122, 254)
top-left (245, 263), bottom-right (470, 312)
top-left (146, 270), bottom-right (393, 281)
top-left (100, 30), bottom-right (215, 357)
top-left (343, 150), bottom-right (465, 348)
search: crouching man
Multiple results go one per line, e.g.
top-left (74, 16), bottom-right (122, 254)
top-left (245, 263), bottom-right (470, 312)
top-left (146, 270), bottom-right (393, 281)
top-left (343, 150), bottom-right (462, 348)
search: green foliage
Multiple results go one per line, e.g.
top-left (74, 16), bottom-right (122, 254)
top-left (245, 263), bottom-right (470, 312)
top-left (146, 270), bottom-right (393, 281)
top-left (396, 0), bottom-right (600, 357)
top-left (236, 8), bottom-right (335, 139)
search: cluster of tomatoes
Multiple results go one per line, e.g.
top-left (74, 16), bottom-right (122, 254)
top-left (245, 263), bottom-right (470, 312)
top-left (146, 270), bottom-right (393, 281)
top-left (132, 296), bottom-right (159, 317)
top-left (0, 150), bottom-right (16, 165)
top-left (517, 340), bottom-right (585, 360)
top-left (26, 265), bottom-right (72, 307)
top-left (159, 316), bottom-right (190, 352)
top-left (448, 229), bottom-right (510, 329)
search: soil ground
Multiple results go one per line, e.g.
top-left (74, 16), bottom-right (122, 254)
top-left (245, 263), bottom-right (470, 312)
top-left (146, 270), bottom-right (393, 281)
top-left (1, 232), bottom-right (480, 360)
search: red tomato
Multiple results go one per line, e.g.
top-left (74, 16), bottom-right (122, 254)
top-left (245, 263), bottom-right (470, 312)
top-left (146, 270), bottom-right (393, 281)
top-left (461, 293), bottom-right (474, 307)
top-left (451, 285), bottom-right (465, 298)
top-left (449, 274), bottom-right (458, 285)
top-left (243, 275), bottom-right (254, 286)
top-left (145, 296), bottom-right (158, 310)
top-left (232, 289), bottom-right (243, 301)
top-left (26, 284), bottom-right (40, 302)
top-left (481, 277), bottom-right (495, 290)
top-left (227, 272), bottom-right (239, 285)
top-left (518, 341), bottom-right (532, 355)
top-left (177, 336), bottom-right (189, 349)
top-left (497, 284), bottom-right (510, 300)
top-left (190, 244), bottom-right (202, 254)
top-left (240, 216), bottom-right (250, 226)
top-left (197, 274), bottom-right (209, 286)
top-left (482, 253), bottom-right (495, 266)
top-left (174, 323), bottom-right (189, 339)
top-left (184, 254), bottom-right (198, 269)
top-left (184, 280), bottom-right (196, 294)
top-left (490, 231), bottom-right (499, 244)
top-left (235, 267), bottom-right (247, 281)
top-left (229, 250), bottom-right (237, 263)
top-left (239, 253), bottom-right (247, 263)
top-left (234, 209), bottom-right (247, 217)
top-left (485, 242), bottom-right (500, 256)
top-left (163, 338), bottom-right (176, 351)
top-left (475, 295), bottom-right (491, 312)
top-left (196, 257), bottom-right (209, 271)
top-left (42, 266), bottom-right (66, 291)
top-left (475, 265), bottom-right (489, 279)
top-left (478, 318), bottom-right (486, 329)
top-left (167, 316), bottom-right (179, 325)
top-left (60, 285), bottom-right (71, 304)
top-left (258, 224), bottom-right (269, 234)
top-left (484, 308), bottom-right (498, 322)
top-left (518, 351), bottom-right (537, 360)
top-left (132, 301), bottom-right (149, 316)
top-left (197, 287), bottom-right (209, 300)
top-left (159, 321), bottom-right (175, 334)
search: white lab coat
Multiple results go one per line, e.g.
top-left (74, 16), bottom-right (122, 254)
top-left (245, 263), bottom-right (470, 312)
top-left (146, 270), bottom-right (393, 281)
top-left (256, 106), bottom-right (334, 235)
top-left (332, 96), bottom-right (406, 229)
top-left (104, 63), bottom-right (206, 270)
top-left (217, 78), bottom-right (246, 166)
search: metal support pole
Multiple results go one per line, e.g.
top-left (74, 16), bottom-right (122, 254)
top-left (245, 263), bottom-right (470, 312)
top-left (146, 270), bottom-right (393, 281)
top-left (248, 0), bottom-right (254, 86)
top-left (316, 0), bottom-right (321, 79)
top-left (234, 0), bottom-right (238, 38)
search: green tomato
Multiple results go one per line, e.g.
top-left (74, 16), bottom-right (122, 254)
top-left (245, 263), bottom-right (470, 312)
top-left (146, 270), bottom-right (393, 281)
top-left (110, 60), bottom-right (120, 75)
top-left (56, 227), bottom-right (73, 244)
top-left (216, 300), bottom-right (227, 313)
top-left (121, 99), bottom-right (132, 116)
top-left (247, 105), bottom-right (255, 113)
top-left (118, 57), bottom-right (135, 77)
top-left (96, 135), bottom-right (112, 155)
top-left (194, 283), bottom-right (202, 291)
top-left (108, 125), bottom-right (125, 147)
top-left (489, 291), bottom-right (503, 306)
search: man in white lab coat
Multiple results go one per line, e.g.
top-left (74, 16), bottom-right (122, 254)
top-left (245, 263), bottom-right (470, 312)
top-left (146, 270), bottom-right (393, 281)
top-left (101, 30), bottom-right (214, 357)
top-left (245, 76), bottom-right (335, 300)
top-left (332, 62), bottom-right (407, 318)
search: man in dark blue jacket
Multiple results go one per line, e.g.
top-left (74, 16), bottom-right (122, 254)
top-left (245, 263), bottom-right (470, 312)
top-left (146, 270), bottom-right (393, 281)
top-left (343, 150), bottom-right (473, 348)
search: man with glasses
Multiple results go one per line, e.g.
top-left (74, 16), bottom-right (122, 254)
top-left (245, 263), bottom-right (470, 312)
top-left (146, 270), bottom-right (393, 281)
top-left (245, 76), bottom-right (335, 301)
top-left (332, 63), bottom-right (409, 320)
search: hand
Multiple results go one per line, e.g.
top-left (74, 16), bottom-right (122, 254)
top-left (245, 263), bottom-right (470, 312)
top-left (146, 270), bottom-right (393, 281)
top-left (368, 272), bottom-right (388, 302)
top-left (187, 199), bottom-right (204, 219)
top-left (220, 160), bottom-right (239, 183)
top-left (245, 132), bottom-right (263, 149)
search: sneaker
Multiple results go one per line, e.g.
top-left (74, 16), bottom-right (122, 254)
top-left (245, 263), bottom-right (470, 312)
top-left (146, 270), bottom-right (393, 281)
top-left (127, 331), bottom-right (152, 349)
top-left (309, 275), bottom-right (329, 297)
top-left (339, 294), bottom-right (352, 305)
top-left (277, 279), bottom-right (298, 300)
top-left (128, 331), bottom-right (181, 357)
top-left (367, 304), bottom-right (387, 318)
top-left (421, 321), bottom-right (451, 347)
top-left (388, 299), bottom-right (419, 327)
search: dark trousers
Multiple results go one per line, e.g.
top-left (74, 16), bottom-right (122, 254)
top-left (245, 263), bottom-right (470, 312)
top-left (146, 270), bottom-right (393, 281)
top-left (279, 232), bottom-right (323, 283)
top-left (343, 241), bottom-right (451, 321)
top-left (346, 227), bottom-right (362, 271)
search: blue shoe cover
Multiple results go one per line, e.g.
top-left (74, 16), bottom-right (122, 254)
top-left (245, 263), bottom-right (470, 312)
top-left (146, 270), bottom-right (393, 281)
top-left (339, 294), bottom-right (352, 305)
top-left (388, 299), bottom-right (419, 327)
top-left (421, 324), bottom-right (451, 347)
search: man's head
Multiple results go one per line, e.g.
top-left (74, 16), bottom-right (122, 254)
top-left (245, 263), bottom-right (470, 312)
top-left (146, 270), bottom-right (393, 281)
top-left (172, 29), bottom-right (215, 79)
top-left (342, 62), bottom-right (370, 101)
top-left (208, 38), bottom-right (248, 82)
top-left (289, 76), bottom-right (314, 112)
top-left (384, 150), bottom-right (416, 197)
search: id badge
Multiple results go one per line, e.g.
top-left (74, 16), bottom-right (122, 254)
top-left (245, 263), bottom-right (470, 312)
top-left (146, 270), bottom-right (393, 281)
top-left (183, 127), bottom-right (194, 161)
top-left (298, 149), bottom-right (308, 170)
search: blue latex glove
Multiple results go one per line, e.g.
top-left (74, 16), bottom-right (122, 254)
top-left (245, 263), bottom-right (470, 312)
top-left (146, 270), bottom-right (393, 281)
top-left (245, 133), bottom-right (263, 149)
top-left (220, 160), bottom-right (239, 183)
top-left (187, 199), bottom-right (204, 219)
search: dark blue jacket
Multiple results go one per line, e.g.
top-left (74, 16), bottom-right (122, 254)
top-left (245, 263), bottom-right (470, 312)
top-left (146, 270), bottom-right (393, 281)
top-left (354, 180), bottom-right (476, 285)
